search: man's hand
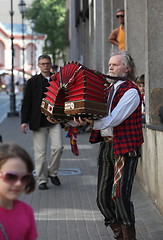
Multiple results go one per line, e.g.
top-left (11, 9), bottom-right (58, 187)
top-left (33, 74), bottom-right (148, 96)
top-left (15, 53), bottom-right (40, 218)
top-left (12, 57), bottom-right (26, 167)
top-left (47, 116), bottom-right (60, 124)
top-left (21, 123), bottom-right (28, 134)
top-left (73, 116), bottom-right (94, 127)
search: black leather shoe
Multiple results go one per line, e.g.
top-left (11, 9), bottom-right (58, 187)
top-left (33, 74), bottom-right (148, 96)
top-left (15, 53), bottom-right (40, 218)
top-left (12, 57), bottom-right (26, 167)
top-left (38, 183), bottom-right (48, 190)
top-left (49, 176), bottom-right (61, 186)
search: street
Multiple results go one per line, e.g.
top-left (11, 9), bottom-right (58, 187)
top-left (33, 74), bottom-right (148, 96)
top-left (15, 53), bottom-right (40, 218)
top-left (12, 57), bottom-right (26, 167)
top-left (0, 91), bottom-right (22, 123)
top-left (0, 115), bottom-right (163, 239)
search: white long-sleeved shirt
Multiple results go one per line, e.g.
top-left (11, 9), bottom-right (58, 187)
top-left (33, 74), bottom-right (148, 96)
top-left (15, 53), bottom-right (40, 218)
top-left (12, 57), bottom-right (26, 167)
top-left (93, 81), bottom-right (140, 136)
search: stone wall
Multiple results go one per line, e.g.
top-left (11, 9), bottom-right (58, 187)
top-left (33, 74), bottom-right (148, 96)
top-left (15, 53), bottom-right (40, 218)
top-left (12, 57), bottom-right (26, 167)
top-left (137, 127), bottom-right (163, 214)
top-left (66, 0), bottom-right (163, 214)
top-left (126, 0), bottom-right (163, 214)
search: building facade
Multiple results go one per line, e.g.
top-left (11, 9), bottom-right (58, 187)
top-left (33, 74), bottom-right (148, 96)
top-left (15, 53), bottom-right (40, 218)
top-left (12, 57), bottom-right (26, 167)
top-left (0, 0), bottom-right (46, 77)
top-left (0, 22), bottom-right (45, 76)
top-left (66, 0), bottom-right (163, 214)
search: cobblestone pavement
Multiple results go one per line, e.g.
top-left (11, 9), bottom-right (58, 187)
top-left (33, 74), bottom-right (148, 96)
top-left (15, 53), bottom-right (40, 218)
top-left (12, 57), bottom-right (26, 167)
top-left (0, 116), bottom-right (163, 240)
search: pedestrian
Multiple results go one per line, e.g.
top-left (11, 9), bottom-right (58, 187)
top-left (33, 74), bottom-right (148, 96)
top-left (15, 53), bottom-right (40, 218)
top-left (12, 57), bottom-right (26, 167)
top-left (51, 64), bottom-right (59, 74)
top-left (108, 8), bottom-right (125, 51)
top-left (3, 74), bottom-right (11, 94)
top-left (135, 74), bottom-right (145, 123)
top-left (74, 51), bottom-right (144, 240)
top-left (14, 73), bottom-right (22, 94)
top-left (0, 143), bottom-right (38, 240)
top-left (21, 54), bottom-right (63, 190)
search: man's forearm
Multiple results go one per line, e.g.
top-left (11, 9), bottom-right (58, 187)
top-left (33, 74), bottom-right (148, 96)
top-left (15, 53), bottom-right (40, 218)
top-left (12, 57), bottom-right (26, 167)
top-left (109, 39), bottom-right (119, 46)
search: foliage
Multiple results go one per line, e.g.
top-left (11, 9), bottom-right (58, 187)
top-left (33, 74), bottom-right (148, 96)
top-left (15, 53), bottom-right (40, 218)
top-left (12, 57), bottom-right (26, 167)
top-left (25, 0), bottom-right (66, 63)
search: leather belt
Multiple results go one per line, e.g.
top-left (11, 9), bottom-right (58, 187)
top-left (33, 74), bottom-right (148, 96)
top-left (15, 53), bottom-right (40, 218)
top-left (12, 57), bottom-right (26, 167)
top-left (103, 136), bottom-right (113, 142)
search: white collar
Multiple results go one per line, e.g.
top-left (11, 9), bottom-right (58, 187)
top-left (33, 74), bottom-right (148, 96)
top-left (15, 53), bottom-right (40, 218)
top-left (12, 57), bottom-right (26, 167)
top-left (113, 80), bottom-right (125, 89)
top-left (45, 76), bottom-right (51, 81)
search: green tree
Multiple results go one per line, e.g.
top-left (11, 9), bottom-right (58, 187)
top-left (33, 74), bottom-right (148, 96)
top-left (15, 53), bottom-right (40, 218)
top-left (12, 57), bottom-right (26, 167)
top-left (25, 0), bottom-right (66, 63)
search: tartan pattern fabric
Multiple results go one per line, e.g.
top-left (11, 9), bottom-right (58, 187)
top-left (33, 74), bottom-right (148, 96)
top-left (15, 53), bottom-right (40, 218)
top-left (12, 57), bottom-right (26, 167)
top-left (112, 155), bottom-right (125, 199)
top-left (89, 129), bottom-right (103, 144)
top-left (111, 80), bottom-right (144, 155)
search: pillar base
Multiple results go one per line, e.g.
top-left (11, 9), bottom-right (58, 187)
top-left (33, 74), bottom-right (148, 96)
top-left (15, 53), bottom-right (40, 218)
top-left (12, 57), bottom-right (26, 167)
top-left (7, 111), bottom-right (19, 117)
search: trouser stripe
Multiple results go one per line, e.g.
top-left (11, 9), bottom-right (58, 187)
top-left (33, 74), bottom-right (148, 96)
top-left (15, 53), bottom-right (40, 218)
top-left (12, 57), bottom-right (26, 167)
top-left (96, 141), bottom-right (138, 226)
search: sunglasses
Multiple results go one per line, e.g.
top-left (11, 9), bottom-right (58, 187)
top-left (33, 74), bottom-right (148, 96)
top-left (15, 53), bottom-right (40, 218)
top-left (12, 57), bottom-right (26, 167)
top-left (39, 62), bottom-right (51, 66)
top-left (0, 171), bottom-right (31, 185)
top-left (116, 15), bottom-right (124, 18)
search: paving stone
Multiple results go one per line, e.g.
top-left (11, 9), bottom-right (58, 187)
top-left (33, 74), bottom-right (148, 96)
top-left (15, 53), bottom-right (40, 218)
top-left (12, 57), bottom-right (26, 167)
top-left (0, 117), bottom-right (163, 239)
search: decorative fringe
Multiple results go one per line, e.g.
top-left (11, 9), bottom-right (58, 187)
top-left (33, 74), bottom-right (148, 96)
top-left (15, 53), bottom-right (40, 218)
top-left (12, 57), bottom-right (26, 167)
top-left (65, 126), bottom-right (79, 156)
top-left (112, 155), bottom-right (125, 199)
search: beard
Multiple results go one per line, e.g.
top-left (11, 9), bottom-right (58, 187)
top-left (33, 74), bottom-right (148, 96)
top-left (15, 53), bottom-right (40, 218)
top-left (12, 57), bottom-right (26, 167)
top-left (105, 71), bottom-right (127, 83)
top-left (108, 71), bottom-right (127, 79)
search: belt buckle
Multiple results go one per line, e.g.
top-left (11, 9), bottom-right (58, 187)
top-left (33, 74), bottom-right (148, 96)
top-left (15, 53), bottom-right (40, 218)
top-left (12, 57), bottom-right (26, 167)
top-left (104, 136), bottom-right (113, 142)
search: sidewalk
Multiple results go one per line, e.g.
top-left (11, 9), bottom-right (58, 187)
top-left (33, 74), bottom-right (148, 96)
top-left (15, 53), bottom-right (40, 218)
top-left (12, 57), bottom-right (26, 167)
top-left (0, 116), bottom-right (163, 240)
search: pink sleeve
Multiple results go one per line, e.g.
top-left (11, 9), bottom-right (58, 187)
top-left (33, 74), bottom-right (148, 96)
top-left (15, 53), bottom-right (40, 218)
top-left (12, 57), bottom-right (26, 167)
top-left (25, 205), bottom-right (38, 240)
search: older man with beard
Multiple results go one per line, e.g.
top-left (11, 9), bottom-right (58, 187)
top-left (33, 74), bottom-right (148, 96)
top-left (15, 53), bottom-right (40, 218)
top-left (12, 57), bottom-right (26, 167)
top-left (74, 51), bottom-right (144, 240)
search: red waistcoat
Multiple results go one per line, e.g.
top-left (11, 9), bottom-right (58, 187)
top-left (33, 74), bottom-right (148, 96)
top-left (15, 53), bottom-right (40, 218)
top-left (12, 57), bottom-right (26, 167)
top-left (112, 80), bottom-right (144, 155)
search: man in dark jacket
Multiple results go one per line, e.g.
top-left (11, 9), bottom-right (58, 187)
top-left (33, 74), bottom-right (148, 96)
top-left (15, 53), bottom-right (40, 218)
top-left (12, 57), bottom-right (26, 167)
top-left (21, 54), bottom-right (63, 190)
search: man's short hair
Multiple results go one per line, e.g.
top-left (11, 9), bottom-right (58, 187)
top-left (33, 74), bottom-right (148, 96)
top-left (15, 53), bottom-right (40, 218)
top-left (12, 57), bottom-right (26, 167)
top-left (116, 8), bottom-right (124, 13)
top-left (38, 54), bottom-right (51, 62)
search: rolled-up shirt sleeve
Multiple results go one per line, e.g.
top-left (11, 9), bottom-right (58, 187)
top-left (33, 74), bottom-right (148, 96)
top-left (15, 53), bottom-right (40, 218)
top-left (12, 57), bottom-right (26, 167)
top-left (93, 88), bottom-right (140, 131)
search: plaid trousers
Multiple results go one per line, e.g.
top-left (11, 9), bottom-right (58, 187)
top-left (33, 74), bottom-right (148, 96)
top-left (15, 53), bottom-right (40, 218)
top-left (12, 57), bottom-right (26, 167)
top-left (96, 141), bottom-right (138, 226)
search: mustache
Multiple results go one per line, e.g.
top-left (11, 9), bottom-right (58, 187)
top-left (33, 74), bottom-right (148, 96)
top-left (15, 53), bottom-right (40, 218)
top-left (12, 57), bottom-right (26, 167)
top-left (103, 73), bottom-right (127, 81)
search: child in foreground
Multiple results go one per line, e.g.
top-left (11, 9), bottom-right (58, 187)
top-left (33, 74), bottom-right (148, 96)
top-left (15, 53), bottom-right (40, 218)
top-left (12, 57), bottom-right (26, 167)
top-left (0, 143), bottom-right (38, 240)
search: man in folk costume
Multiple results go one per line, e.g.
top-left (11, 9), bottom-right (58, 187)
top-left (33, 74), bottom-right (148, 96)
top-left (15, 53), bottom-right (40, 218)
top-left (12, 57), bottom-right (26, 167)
top-left (75, 51), bottom-right (144, 240)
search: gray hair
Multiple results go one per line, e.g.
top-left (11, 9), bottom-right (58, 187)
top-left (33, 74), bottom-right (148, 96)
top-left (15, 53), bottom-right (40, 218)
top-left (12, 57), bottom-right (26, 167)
top-left (112, 51), bottom-right (136, 81)
top-left (38, 54), bottom-right (51, 62)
